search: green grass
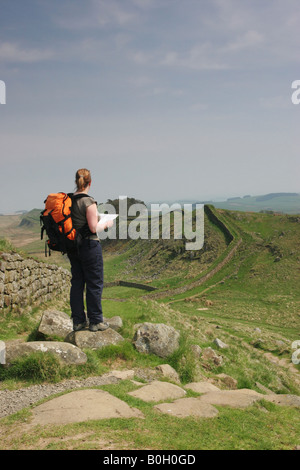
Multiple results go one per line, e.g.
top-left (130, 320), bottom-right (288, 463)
top-left (0, 349), bottom-right (111, 385)
top-left (0, 237), bottom-right (15, 252)
top-left (0, 307), bottom-right (42, 341)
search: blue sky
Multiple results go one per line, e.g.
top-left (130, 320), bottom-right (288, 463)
top-left (0, 0), bottom-right (299, 212)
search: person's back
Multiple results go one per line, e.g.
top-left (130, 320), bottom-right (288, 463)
top-left (68, 168), bottom-right (110, 332)
top-left (71, 194), bottom-right (98, 241)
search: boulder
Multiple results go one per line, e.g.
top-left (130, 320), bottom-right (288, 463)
top-left (155, 364), bottom-right (181, 384)
top-left (133, 322), bottom-right (180, 358)
top-left (213, 338), bottom-right (228, 349)
top-left (201, 347), bottom-right (223, 366)
top-left (104, 316), bottom-right (123, 331)
top-left (5, 341), bottom-right (87, 366)
top-left (38, 309), bottom-right (73, 339)
top-left (190, 344), bottom-right (202, 358)
top-left (216, 373), bottom-right (238, 390)
top-left (65, 328), bottom-right (124, 350)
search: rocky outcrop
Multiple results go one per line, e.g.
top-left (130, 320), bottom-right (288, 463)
top-left (0, 252), bottom-right (71, 312)
top-left (104, 316), bottom-right (123, 331)
top-left (38, 309), bottom-right (73, 339)
top-left (2, 316), bottom-right (181, 366)
top-left (201, 347), bottom-right (223, 367)
top-left (133, 322), bottom-right (180, 358)
top-left (5, 340), bottom-right (87, 366)
top-left (213, 338), bottom-right (229, 349)
top-left (155, 364), bottom-right (181, 383)
top-left (65, 328), bottom-right (124, 350)
top-left (37, 309), bottom-right (123, 341)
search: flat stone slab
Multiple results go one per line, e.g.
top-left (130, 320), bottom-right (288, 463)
top-left (128, 380), bottom-right (186, 402)
top-left (198, 389), bottom-right (264, 408)
top-left (154, 398), bottom-right (219, 418)
top-left (263, 394), bottom-right (300, 408)
top-left (30, 389), bottom-right (144, 425)
top-left (184, 382), bottom-right (221, 394)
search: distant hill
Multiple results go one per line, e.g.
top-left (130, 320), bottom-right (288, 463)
top-left (18, 209), bottom-right (41, 230)
top-left (148, 193), bottom-right (300, 215)
top-left (211, 193), bottom-right (300, 214)
top-left (178, 193), bottom-right (300, 215)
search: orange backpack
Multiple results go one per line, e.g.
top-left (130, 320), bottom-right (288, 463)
top-left (40, 192), bottom-right (77, 256)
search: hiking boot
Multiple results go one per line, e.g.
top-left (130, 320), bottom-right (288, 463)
top-left (73, 322), bottom-right (88, 332)
top-left (89, 322), bottom-right (109, 332)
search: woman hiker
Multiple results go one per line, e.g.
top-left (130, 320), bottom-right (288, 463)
top-left (68, 168), bottom-right (114, 332)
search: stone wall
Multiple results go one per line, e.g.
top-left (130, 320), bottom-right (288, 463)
top-left (204, 205), bottom-right (234, 243)
top-left (0, 252), bottom-right (71, 312)
top-left (104, 280), bottom-right (157, 291)
top-left (144, 205), bottom-right (243, 300)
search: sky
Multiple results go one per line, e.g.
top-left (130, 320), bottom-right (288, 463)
top-left (0, 0), bottom-right (299, 213)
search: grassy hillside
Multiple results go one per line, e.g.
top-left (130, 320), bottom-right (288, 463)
top-left (0, 209), bottom-right (70, 268)
top-left (0, 205), bottom-right (299, 450)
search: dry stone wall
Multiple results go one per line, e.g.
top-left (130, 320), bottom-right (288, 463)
top-left (0, 252), bottom-right (71, 312)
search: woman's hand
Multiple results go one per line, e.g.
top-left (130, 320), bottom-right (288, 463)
top-left (96, 218), bottom-right (114, 233)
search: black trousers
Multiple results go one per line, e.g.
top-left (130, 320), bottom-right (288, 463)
top-left (68, 239), bottom-right (104, 325)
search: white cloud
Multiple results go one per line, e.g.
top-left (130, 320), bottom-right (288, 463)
top-left (0, 42), bottom-right (54, 63)
top-left (160, 45), bottom-right (229, 71)
top-left (224, 30), bottom-right (264, 53)
top-left (131, 44), bottom-right (229, 71)
top-left (55, 0), bottom-right (140, 30)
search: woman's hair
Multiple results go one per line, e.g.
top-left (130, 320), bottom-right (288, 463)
top-left (75, 168), bottom-right (91, 191)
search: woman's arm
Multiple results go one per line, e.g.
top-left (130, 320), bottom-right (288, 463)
top-left (86, 203), bottom-right (99, 233)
